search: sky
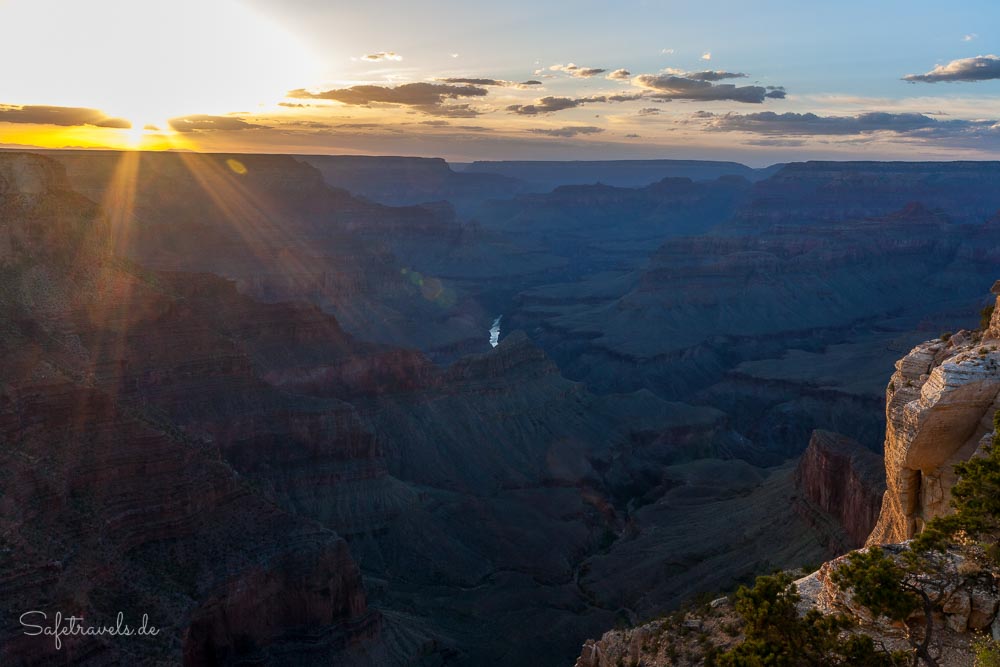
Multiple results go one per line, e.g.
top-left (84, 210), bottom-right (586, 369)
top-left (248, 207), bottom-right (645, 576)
top-left (3, 0), bottom-right (1000, 164)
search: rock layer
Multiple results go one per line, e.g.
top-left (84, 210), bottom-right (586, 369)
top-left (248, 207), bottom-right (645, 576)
top-left (795, 430), bottom-right (885, 550)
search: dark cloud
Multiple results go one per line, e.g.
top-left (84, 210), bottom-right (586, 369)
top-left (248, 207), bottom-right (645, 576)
top-left (419, 120), bottom-right (451, 126)
top-left (527, 126), bottom-right (604, 137)
top-left (637, 107), bottom-right (661, 116)
top-left (625, 133), bottom-right (640, 138)
top-left (506, 93), bottom-right (642, 115)
top-left (168, 115), bottom-right (268, 132)
top-left (422, 103), bottom-right (482, 118)
top-left (686, 70), bottom-right (747, 81)
top-left (607, 69), bottom-right (632, 80)
top-left (506, 96), bottom-right (585, 115)
top-left (633, 74), bottom-right (784, 103)
top-left (606, 93), bottom-right (645, 102)
top-left (0, 105), bottom-right (131, 129)
top-left (903, 55), bottom-right (1000, 82)
top-left (288, 83), bottom-right (488, 116)
top-left (437, 77), bottom-right (543, 90)
top-left (699, 111), bottom-right (1000, 151)
top-left (439, 77), bottom-right (509, 86)
top-left (703, 111), bottom-right (941, 135)
top-left (550, 63), bottom-right (607, 78)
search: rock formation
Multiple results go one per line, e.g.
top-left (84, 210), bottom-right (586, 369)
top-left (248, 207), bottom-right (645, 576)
top-left (574, 282), bottom-right (1000, 667)
top-left (868, 294), bottom-right (1000, 545)
top-left (795, 430), bottom-right (885, 550)
top-left (0, 153), bottom-right (381, 665)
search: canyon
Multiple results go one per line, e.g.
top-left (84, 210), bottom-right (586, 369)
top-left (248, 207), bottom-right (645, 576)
top-left (573, 285), bottom-right (1000, 667)
top-left (5, 149), bottom-right (1000, 665)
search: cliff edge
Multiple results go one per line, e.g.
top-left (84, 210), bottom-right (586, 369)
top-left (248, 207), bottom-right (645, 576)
top-left (868, 285), bottom-right (1000, 545)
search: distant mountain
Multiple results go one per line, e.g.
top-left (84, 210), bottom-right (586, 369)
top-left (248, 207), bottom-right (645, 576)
top-left (735, 160), bottom-right (1000, 227)
top-left (299, 154), bottom-right (525, 210)
top-left (456, 159), bottom-right (782, 191)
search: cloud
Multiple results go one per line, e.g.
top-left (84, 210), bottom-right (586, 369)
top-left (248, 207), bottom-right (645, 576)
top-left (701, 52), bottom-right (712, 61)
top-left (0, 104), bottom-right (131, 129)
top-left (437, 77), bottom-right (542, 89)
top-left (421, 104), bottom-right (483, 118)
top-left (549, 63), bottom-right (607, 78)
top-left (700, 111), bottom-right (1000, 142)
top-left (607, 69), bottom-right (632, 80)
top-left (361, 51), bottom-right (403, 62)
top-left (625, 133), bottom-right (640, 138)
top-left (633, 74), bottom-right (785, 103)
top-left (168, 115), bottom-right (268, 132)
top-left (439, 77), bottom-right (510, 86)
top-left (606, 93), bottom-right (646, 102)
top-left (288, 82), bottom-right (488, 116)
top-left (279, 119), bottom-right (335, 129)
top-left (963, 33), bottom-right (977, 42)
top-left (637, 107), bottom-right (661, 116)
top-left (686, 70), bottom-right (747, 81)
top-left (450, 53), bottom-right (459, 58)
top-left (507, 96), bottom-right (583, 115)
top-left (506, 93), bottom-right (643, 115)
top-left (527, 125), bottom-right (604, 137)
top-left (661, 48), bottom-right (675, 55)
top-left (903, 54), bottom-right (1000, 82)
top-left (744, 138), bottom-right (808, 147)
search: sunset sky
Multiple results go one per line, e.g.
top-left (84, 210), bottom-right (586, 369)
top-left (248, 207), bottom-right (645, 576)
top-left (4, 0), bottom-right (1000, 163)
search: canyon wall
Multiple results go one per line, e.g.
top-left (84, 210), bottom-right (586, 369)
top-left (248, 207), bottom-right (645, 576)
top-left (0, 153), bottom-right (381, 665)
top-left (868, 287), bottom-right (1000, 545)
top-left (794, 430), bottom-right (885, 550)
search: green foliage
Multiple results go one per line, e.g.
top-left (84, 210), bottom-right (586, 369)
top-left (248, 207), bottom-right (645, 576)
top-left (831, 412), bottom-right (1000, 665)
top-left (913, 411), bottom-right (1000, 562)
top-left (831, 548), bottom-right (920, 622)
top-left (973, 636), bottom-right (1000, 667)
top-left (716, 573), bottom-right (904, 666)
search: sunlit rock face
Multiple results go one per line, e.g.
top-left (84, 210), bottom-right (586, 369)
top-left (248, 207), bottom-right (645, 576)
top-left (868, 293), bottom-right (1000, 545)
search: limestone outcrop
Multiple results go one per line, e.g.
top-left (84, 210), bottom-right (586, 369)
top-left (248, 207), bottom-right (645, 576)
top-left (867, 299), bottom-right (1000, 545)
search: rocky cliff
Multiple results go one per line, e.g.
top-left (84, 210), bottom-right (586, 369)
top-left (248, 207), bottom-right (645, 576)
top-left (794, 430), bottom-right (885, 551)
top-left (868, 288), bottom-right (1000, 545)
top-left (0, 153), bottom-right (382, 665)
top-left (575, 282), bottom-right (1000, 667)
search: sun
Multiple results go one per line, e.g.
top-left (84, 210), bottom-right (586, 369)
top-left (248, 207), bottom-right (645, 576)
top-left (0, 0), bottom-right (317, 140)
